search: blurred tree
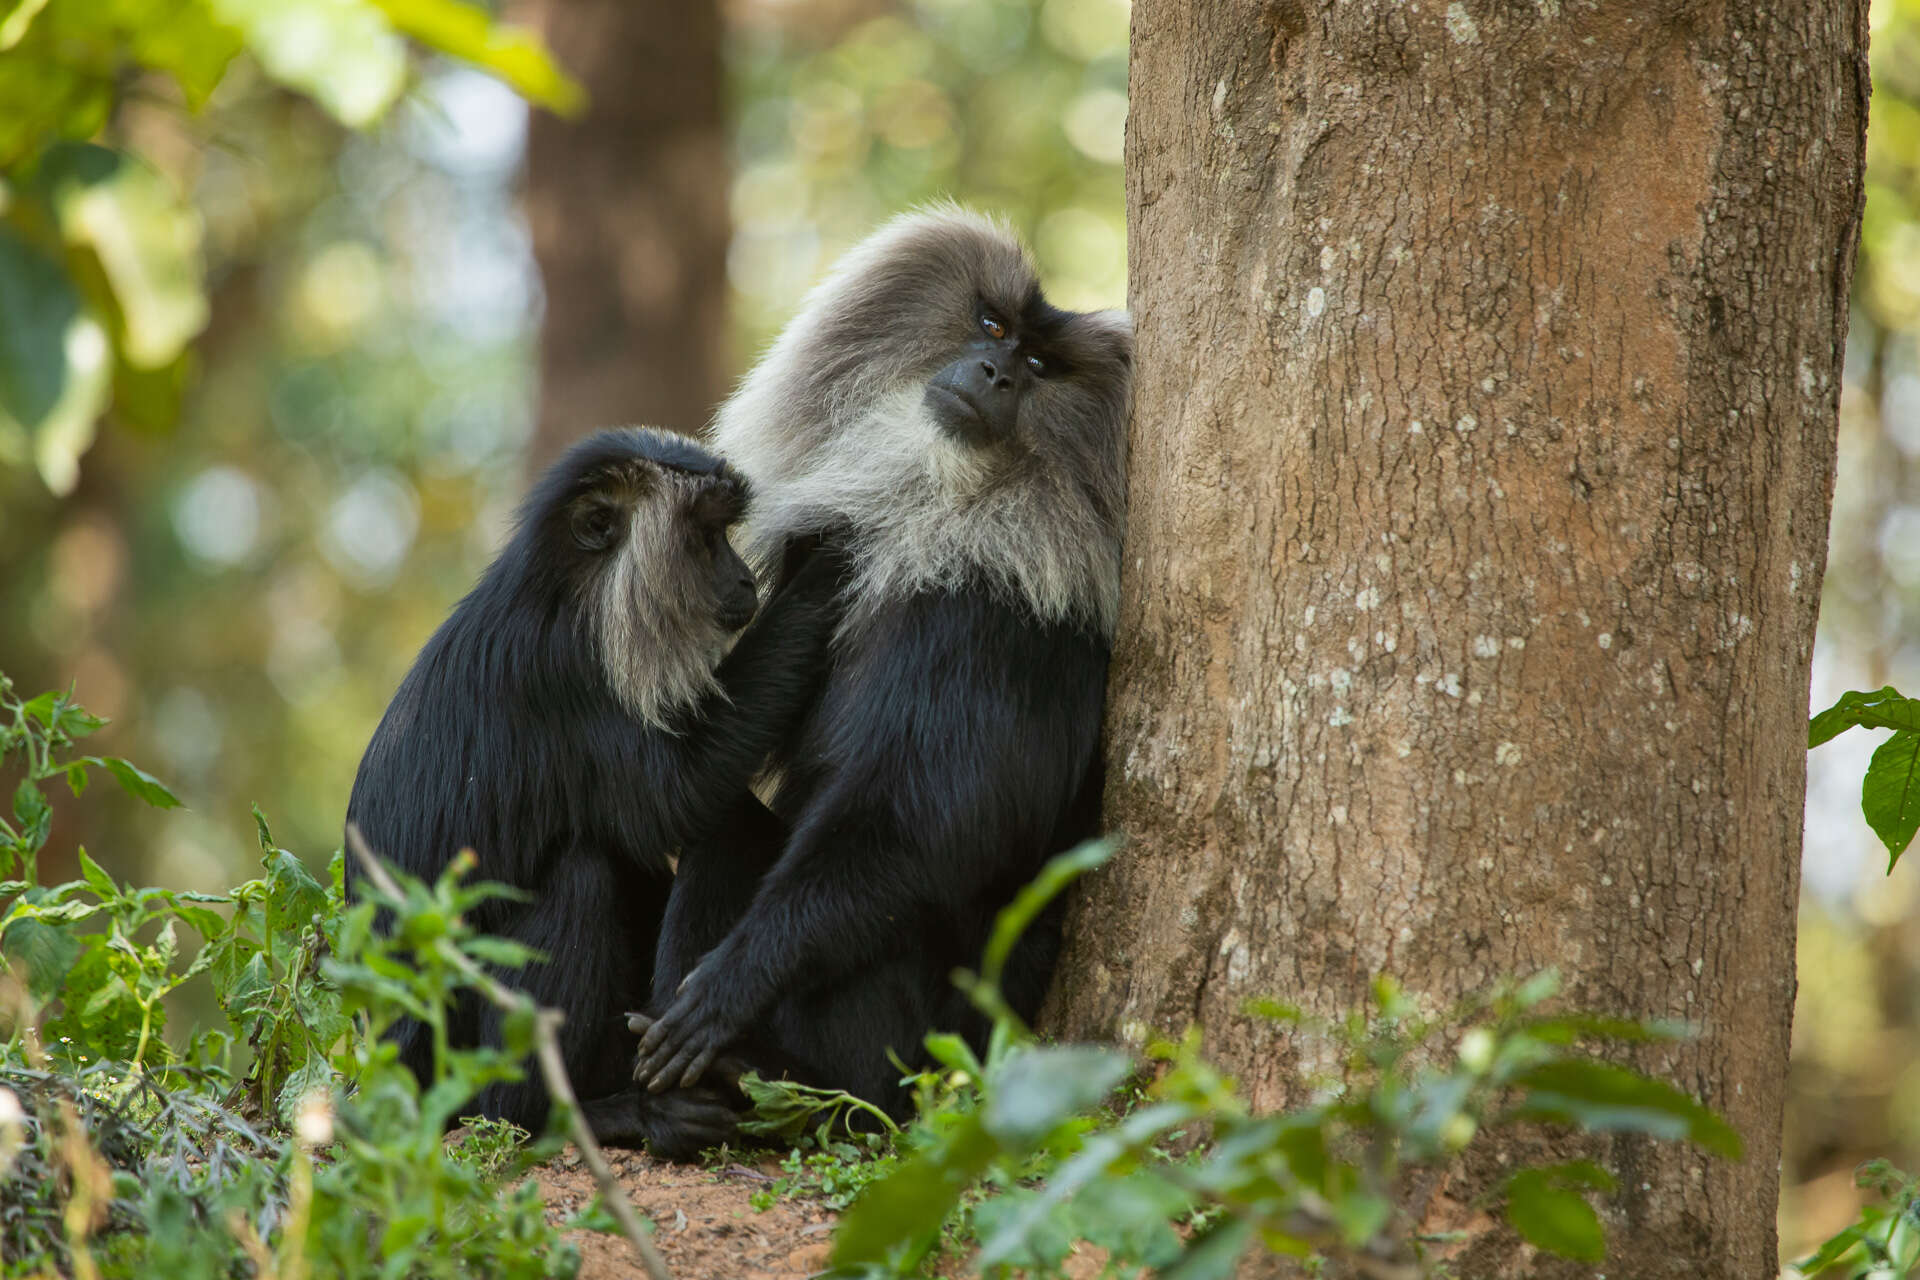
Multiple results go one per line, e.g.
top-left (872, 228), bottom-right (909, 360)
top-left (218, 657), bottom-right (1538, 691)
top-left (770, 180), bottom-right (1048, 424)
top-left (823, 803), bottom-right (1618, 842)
top-left (1049, 4), bottom-right (1865, 1279)
top-left (0, 0), bottom-right (579, 495)
top-left (0, 11), bottom-right (575, 885)
top-left (725, 0), bottom-right (1129, 351)
top-left (515, 0), bottom-right (731, 464)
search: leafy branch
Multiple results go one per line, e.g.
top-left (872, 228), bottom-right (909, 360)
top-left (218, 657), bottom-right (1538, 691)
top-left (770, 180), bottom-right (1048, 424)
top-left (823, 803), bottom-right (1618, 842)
top-left (1810, 686), bottom-right (1920, 869)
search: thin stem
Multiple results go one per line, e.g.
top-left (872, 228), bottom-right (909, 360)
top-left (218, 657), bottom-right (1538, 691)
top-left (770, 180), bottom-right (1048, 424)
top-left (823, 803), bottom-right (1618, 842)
top-left (345, 825), bottom-right (673, 1280)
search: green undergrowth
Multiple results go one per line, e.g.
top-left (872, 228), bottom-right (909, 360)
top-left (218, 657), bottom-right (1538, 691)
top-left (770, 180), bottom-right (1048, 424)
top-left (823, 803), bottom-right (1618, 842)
top-left (0, 669), bottom-right (1783, 1279)
top-left (0, 673), bottom-right (607, 1279)
top-left (737, 844), bottom-right (1743, 1279)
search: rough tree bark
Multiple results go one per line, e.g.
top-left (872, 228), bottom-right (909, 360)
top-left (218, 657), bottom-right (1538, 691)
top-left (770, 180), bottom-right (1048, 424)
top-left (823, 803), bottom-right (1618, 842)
top-left (516, 0), bottom-right (730, 466)
top-left (1048, 2), bottom-right (1867, 1275)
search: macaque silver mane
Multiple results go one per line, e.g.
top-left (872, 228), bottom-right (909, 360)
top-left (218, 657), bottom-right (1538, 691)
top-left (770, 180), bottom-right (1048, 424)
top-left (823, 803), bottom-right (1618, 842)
top-left (632, 208), bottom-right (1131, 1118)
top-left (713, 207), bottom-right (1128, 637)
top-left (344, 426), bottom-right (840, 1158)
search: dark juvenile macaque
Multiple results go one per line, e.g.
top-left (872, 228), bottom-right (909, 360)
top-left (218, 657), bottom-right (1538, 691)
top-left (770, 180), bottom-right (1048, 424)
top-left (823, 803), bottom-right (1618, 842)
top-left (631, 207), bottom-right (1132, 1119)
top-left (345, 427), bottom-right (840, 1158)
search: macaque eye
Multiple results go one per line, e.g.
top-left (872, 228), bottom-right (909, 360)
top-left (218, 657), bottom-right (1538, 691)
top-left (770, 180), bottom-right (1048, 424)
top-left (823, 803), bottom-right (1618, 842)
top-left (572, 505), bottom-right (621, 551)
top-left (980, 312), bottom-right (1007, 340)
top-left (1025, 352), bottom-right (1046, 376)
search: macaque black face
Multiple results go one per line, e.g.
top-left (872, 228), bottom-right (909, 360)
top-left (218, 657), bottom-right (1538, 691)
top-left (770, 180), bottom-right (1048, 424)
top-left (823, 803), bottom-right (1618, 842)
top-left (923, 305), bottom-right (1051, 446)
top-left (697, 495), bottom-right (761, 632)
top-left (564, 448), bottom-right (761, 636)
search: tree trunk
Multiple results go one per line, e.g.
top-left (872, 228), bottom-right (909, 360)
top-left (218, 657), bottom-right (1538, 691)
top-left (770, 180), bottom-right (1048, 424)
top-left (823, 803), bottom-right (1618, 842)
top-left (517, 0), bottom-right (730, 466)
top-left (1048, 2), bottom-right (1867, 1275)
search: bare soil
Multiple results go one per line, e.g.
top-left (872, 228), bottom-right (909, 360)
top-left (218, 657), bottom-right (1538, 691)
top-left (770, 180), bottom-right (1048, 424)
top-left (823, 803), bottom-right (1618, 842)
top-left (536, 1149), bottom-right (835, 1280)
top-left (534, 1147), bottom-right (1113, 1280)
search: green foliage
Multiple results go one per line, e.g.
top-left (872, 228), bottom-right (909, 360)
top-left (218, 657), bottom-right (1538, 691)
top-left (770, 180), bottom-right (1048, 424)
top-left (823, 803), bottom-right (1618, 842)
top-left (746, 1140), bottom-right (903, 1216)
top-left (0, 674), bottom-right (605, 1278)
top-left (1810, 686), bottom-right (1920, 868)
top-left (740, 1070), bottom-right (902, 1147)
top-left (794, 845), bottom-right (1740, 1279)
top-left (1793, 1160), bottom-right (1920, 1278)
top-left (729, 0), bottom-right (1127, 342)
top-left (1856, 0), bottom-right (1920, 338)
top-left (0, 0), bottom-right (578, 494)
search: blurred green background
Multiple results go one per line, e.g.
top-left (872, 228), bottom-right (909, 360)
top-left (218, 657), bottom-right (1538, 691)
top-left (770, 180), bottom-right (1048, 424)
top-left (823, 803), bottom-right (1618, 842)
top-left (0, 0), bottom-right (1911, 1260)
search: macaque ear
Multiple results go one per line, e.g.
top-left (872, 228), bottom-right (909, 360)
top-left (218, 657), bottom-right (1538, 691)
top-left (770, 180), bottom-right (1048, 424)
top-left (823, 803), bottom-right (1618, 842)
top-left (690, 477), bottom-right (748, 530)
top-left (1084, 310), bottom-right (1133, 368)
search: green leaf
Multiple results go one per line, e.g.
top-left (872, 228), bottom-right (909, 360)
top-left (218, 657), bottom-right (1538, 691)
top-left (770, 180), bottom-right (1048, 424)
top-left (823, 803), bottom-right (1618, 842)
top-left (976, 1102), bottom-right (1190, 1269)
top-left (1159, 1217), bottom-right (1253, 1280)
top-left (41, 943), bottom-right (138, 1057)
top-left (832, 1113), bottom-right (997, 1267)
top-left (1, 914), bottom-right (82, 1001)
top-left (253, 804), bottom-right (279, 854)
top-left (50, 692), bottom-right (105, 739)
top-left (265, 850), bottom-right (328, 925)
top-left (77, 847), bottom-right (116, 899)
top-left (1503, 1168), bottom-right (1606, 1262)
top-left (922, 1030), bottom-right (983, 1078)
top-left (81, 971), bottom-right (138, 1025)
top-left (0, 23), bottom-right (115, 171)
top-left (20, 690), bottom-right (60, 726)
top-left (12, 778), bottom-right (50, 850)
top-left (86, 756), bottom-right (182, 809)
top-left (464, 935), bottom-right (540, 972)
top-left (275, 1054), bottom-right (336, 1125)
top-left (171, 901), bottom-right (228, 941)
top-left (125, 0), bottom-right (245, 108)
top-left (1810, 686), bottom-right (1920, 747)
top-left (0, 225), bottom-right (111, 494)
top-left (1512, 968), bottom-right (1562, 1008)
top-left (1066, 1170), bottom-right (1190, 1268)
top-left (1526, 1158), bottom-right (1619, 1192)
top-left (222, 951), bottom-right (274, 1017)
top-left (1508, 1059), bottom-right (1742, 1158)
top-left (366, 0), bottom-right (582, 114)
top-left (1243, 996), bottom-right (1305, 1022)
top-left (1862, 729), bottom-right (1920, 868)
top-left (153, 916), bottom-right (179, 969)
top-left (983, 1045), bottom-right (1133, 1148)
top-left (39, 143), bottom-right (209, 369)
top-left (1792, 1221), bottom-right (1869, 1276)
top-left (980, 837), bottom-right (1117, 986)
top-left (0, 0), bottom-right (50, 50)
top-left (970, 1189), bottom-right (1077, 1273)
top-left (1521, 1013), bottom-right (1695, 1045)
top-left (211, 0), bottom-right (407, 127)
top-left (1331, 1187), bottom-right (1392, 1247)
top-left (110, 349), bottom-right (191, 434)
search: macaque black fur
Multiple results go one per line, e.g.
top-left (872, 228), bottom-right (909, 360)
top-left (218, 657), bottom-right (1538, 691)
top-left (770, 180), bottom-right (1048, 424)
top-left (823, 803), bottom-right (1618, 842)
top-left (646, 583), bottom-right (1103, 1110)
top-left (345, 427), bottom-right (840, 1156)
top-left (633, 210), bottom-right (1130, 1117)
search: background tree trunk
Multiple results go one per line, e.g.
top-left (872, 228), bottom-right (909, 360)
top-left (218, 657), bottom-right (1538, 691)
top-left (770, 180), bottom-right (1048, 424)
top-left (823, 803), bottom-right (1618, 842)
top-left (517, 0), bottom-right (730, 466)
top-left (1048, 2), bottom-right (1867, 1274)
